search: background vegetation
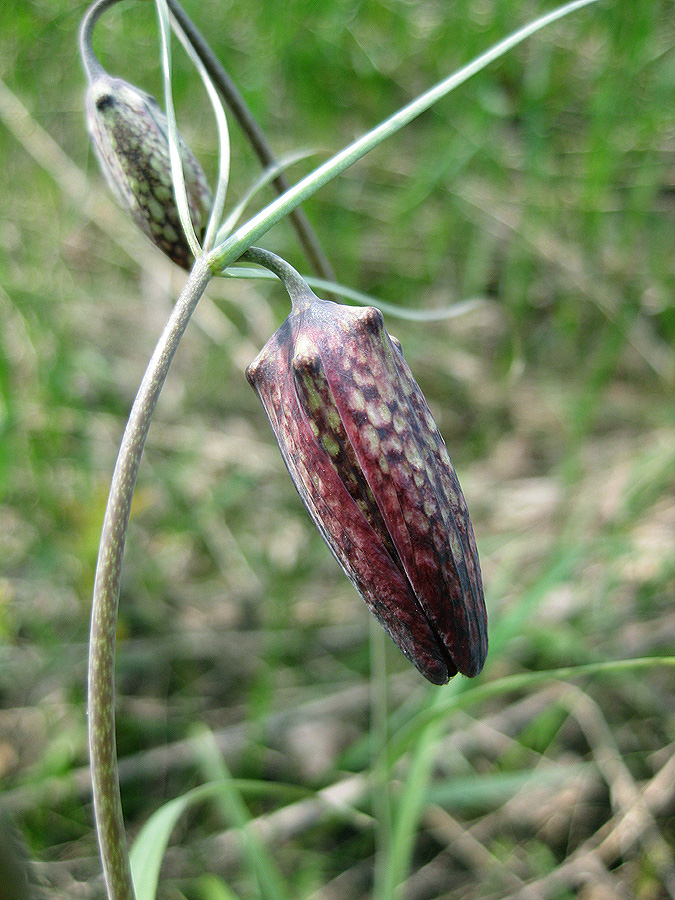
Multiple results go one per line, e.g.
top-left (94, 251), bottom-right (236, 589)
top-left (0, 1), bottom-right (674, 898)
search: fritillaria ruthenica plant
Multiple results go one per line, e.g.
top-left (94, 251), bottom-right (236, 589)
top-left (80, 1), bottom-right (600, 898)
top-left (81, 0), bottom-right (489, 684)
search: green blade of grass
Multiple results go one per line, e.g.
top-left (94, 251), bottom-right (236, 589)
top-left (130, 777), bottom-right (307, 900)
top-left (389, 657), bottom-right (675, 763)
top-left (194, 727), bottom-right (293, 900)
top-left (194, 874), bottom-right (246, 900)
top-left (374, 656), bottom-right (674, 898)
top-left (428, 764), bottom-right (589, 812)
top-left (130, 783), bottom-right (218, 900)
top-left (374, 681), bottom-right (466, 900)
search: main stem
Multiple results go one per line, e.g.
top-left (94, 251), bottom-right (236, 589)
top-left (88, 256), bottom-right (212, 900)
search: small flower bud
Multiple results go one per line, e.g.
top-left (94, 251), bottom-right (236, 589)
top-left (85, 74), bottom-right (212, 269)
top-left (247, 284), bottom-right (487, 684)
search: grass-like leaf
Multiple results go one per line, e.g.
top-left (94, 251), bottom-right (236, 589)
top-left (167, 1), bottom-right (231, 250)
top-left (130, 784), bottom-right (214, 900)
top-left (428, 764), bottom-right (589, 812)
top-left (215, 150), bottom-right (319, 244)
top-left (194, 727), bottom-right (293, 900)
top-left (193, 874), bottom-right (246, 900)
top-left (210, 0), bottom-right (601, 271)
top-left (227, 265), bottom-right (484, 321)
top-left (130, 774), bottom-right (310, 900)
top-left (389, 657), bottom-right (675, 763)
top-left (154, 0), bottom-right (202, 259)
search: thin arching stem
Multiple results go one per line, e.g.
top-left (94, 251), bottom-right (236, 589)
top-left (88, 257), bottom-right (212, 900)
top-left (79, 0), bottom-right (121, 83)
top-left (238, 246), bottom-right (312, 308)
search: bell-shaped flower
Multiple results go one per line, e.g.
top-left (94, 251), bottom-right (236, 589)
top-left (84, 74), bottom-right (212, 270)
top-left (247, 279), bottom-right (487, 684)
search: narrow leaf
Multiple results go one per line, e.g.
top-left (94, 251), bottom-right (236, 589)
top-left (130, 783), bottom-right (216, 900)
top-left (211, 0), bottom-right (601, 269)
top-left (170, 8), bottom-right (231, 250)
top-left (154, 0), bottom-right (201, 259)
top-left (195, 727), bottom-right (293, 900)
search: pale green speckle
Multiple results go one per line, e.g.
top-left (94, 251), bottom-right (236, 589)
top-left (361, 424), bottom-right (380, 456)
top-left (353, 368), bottom-right (373, 388)
top-left (405, 441), bottom-right (425, 471)
top-left (147, 196), bottom-right (164, 224)
top-left (154, 183), bottom-right (172, 202)
top-left (349, 387), bottom-right (366, 412)
top-left (366, 399), bottom-right (392, 429)
top-left (392, 413), bottom-right (406, 434)
top-left (322, 434), bottom-right (340, 458)
top-left (326, 404), bottom-right (342, 433)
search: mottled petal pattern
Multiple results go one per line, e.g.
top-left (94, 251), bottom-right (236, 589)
top-left (85, 75), bottom-right (212, 270)
top-left (247, 287), bottom-right (487, 684)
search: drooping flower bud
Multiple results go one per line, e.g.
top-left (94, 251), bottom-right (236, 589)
top-left (247, 278), bottom-right (487, 684)
top-left (85, 73), bottom-right (212, 269)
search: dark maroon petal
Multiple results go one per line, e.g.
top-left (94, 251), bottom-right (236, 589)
top-left (247, 323), bottom-right (453, 683)
top-left (388, 342), bottom-right (487, 674)
top-left (312, 303), bottom-right (487, 677)
top-left (246, 289), bottom-right (487, 683)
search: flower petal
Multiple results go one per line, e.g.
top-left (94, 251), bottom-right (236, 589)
top-left (247, 317), bottom-right (454, 683)
top-left (85, 75), bottom-right (212, 269)
top-left (316, 304), bottom-right (488, 676)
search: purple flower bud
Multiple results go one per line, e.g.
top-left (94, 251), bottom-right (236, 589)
top-left (247, 286), bottom-right (487, 684)
top-left (85, 74), bottom-right (212, 269)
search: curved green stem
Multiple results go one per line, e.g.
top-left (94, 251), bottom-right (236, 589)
top-left (238, 246), bottom-right (311, 308)
top-left (88, 256), bottom-right (212, 900)
top-left (79, 0), bottom-right (122, 83)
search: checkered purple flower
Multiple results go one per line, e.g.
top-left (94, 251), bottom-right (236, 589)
top-left (247, 285), bottom-right (487, 684)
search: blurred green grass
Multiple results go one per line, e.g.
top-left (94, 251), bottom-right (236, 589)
top-left (0, 1), bottom-right (674, 898)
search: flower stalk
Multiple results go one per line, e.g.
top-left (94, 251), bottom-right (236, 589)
top-left (88, 256), bottom-right (212, 900)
